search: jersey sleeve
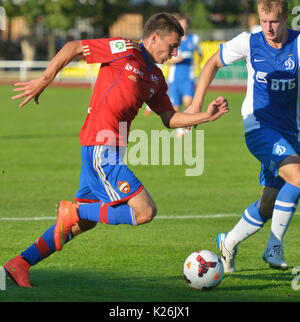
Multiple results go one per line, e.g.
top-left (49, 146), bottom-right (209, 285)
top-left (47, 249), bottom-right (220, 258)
top-left (220, 31), bottom-right (250, 66)
top-left (146, 79), bottom-right (174, 115)
top-left (82, 38), bottom-right (134, 64)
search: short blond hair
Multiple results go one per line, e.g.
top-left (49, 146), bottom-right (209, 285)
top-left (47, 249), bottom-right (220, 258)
top-left (257, 0), bottom-right (288, 17)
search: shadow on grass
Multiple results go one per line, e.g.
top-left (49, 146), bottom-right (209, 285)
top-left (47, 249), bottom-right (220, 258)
top-left (2, 266), bottom-right (299, 302)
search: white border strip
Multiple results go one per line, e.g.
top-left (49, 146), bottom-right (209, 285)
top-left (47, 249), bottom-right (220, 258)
top-left (157, 214), bottom-right (241, 219)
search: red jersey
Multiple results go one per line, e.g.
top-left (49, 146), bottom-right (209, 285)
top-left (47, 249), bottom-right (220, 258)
top-left (80, 37), bottom-right (174, 146)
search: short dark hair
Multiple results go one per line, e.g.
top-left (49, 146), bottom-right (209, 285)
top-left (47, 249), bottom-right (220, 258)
top-left (142, 12), bottom-right (184, 40)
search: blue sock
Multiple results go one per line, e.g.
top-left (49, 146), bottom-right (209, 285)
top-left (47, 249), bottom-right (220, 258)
top-left (275, 182), bottom-right (300, 205)
top-left (21, 224), bottom-right (73, 266)
top-left (267, 182), bottom-right (300, 247)
top-left (242, 200), bottom-right (269, 228)
top-left (78, 202), bottom-right (136, 225)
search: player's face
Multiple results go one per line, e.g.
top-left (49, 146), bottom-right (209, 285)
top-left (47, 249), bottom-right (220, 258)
top-left (258, 4), bottom-right (288, 45)
top-left (152, 31), bottom-right (181, 64)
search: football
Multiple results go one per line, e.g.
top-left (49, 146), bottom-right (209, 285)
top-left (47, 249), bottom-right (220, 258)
top-left (183, 250), bottom-right (224, 290)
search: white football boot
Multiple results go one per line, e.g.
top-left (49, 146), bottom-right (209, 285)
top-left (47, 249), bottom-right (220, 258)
top-left (263, 245), bottom-right (288, 270)
top-left (216, 233), bottom-right (237, 273)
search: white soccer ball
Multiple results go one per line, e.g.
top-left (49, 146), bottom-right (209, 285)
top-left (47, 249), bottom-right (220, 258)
top-left (183, 250), bottom-right (224, 290)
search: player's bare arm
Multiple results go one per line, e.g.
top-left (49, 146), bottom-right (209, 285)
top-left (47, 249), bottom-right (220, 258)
top-left (185, 50), bottom-right (224, 114)
top-left (161, 96), bottom-right (228, 128)
top-left (12, 40), bottom-right (84, 107)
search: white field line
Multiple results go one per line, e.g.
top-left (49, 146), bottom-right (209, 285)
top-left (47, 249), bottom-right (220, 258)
top-left (0, 214), bottom-right (239, 221)
top-left (0, 213), bottom-right (299, 221)
top-left (0, 216), bottom-right (57, 221)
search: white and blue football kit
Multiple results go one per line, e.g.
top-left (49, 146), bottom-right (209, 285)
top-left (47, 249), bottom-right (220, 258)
top-left (220, 29), bottom-right (300, 189)
top-left (168, 33), bottom-right (201, 107)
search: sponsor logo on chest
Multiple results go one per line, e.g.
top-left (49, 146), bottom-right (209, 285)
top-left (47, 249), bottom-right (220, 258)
top-left (255, 54), bottom-right (297, 91)
top-left (125, 63), bottom-right (144, 78)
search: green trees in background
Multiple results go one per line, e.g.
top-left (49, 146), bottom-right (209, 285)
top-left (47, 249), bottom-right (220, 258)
top-left (1, 0), bottom-right (299, 60)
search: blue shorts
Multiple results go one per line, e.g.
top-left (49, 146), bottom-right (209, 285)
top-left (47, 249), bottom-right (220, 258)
top-left (245, 126), bottom-right (300, 190)
top-left (168, 80), bottom-right (195, 107)
top-left (75, 145), bottom-right (143, 205)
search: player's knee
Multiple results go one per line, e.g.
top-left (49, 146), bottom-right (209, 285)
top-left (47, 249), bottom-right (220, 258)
top-left (135, 204), bottom-right (157, 225)
top-left (283, 171), bottom-right (300, 188)
top-left (279, 156), bottom-right (300, 188)
top-left (288, 176), bottom-right (300, 189)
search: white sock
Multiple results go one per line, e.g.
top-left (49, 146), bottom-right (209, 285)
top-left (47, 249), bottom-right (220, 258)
top-left (225, 200), bottom-right (267, 251)
top-left (267, 203), bottom-right (295, 248)
top-left (266, 183), bottom-right (300, 249)
top-left (225, 217), bottom-right (262, 251)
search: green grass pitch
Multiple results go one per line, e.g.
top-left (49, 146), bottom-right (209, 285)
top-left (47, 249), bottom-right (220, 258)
top-left (0, 84), bottom-right (300, 303)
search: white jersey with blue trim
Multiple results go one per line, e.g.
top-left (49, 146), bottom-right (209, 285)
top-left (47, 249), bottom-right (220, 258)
top-left (168, 33), bottom-right (201, 83)
top-left (220, 29), bottom-right (300, 139)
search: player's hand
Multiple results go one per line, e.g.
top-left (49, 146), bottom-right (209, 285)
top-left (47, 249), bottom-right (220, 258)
top-left (12, 76), bottom-right (50, 108)
top-left (206, 96), bottom-right (229, 121)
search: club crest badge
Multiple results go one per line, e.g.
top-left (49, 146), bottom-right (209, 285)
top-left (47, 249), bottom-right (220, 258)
top-left (118, 181), bottom-right (130, 194)
top-left (284, 56), bottom-right (295, 70)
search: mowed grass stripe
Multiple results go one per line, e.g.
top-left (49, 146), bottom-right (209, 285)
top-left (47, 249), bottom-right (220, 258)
top-left (1, 213), bottom-right (300, 221)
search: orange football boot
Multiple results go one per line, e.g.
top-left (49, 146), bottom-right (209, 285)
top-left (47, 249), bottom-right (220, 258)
top-left (54, 201), bottom-right (80, 251)
top-left (4, 255), bottom-right (32, 287)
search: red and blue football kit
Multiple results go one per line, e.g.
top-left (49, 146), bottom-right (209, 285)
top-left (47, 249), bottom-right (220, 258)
top-left (80, 37), bottom-right (174, 146)
top-left (16, 38), bottom-right (176, 268)
top-left (75, 37), bottom-right (174, 205)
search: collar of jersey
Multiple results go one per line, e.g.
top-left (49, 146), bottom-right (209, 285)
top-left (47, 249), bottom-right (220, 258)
top-left (140, 42), bottom-right (152, 72)
top-left (261, 28), bottom-right (292, 53)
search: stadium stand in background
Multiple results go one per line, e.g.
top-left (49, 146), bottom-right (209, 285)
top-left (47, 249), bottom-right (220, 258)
top-left (0, 12), bottom-right (248, 88)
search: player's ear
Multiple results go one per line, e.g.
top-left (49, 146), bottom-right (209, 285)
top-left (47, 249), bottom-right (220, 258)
top-left (150, 33), bottom-right (159, 45)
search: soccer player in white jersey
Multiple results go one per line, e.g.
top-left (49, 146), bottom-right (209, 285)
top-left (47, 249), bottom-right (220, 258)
top-left (186, 0), bottom-right (300, 271)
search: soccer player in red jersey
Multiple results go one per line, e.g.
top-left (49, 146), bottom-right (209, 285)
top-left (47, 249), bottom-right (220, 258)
top-left (5, 13), bottom-right (228, 287)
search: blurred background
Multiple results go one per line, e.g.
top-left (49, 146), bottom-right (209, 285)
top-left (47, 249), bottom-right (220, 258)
top-left (0, 0), bottom-right (299, 86)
